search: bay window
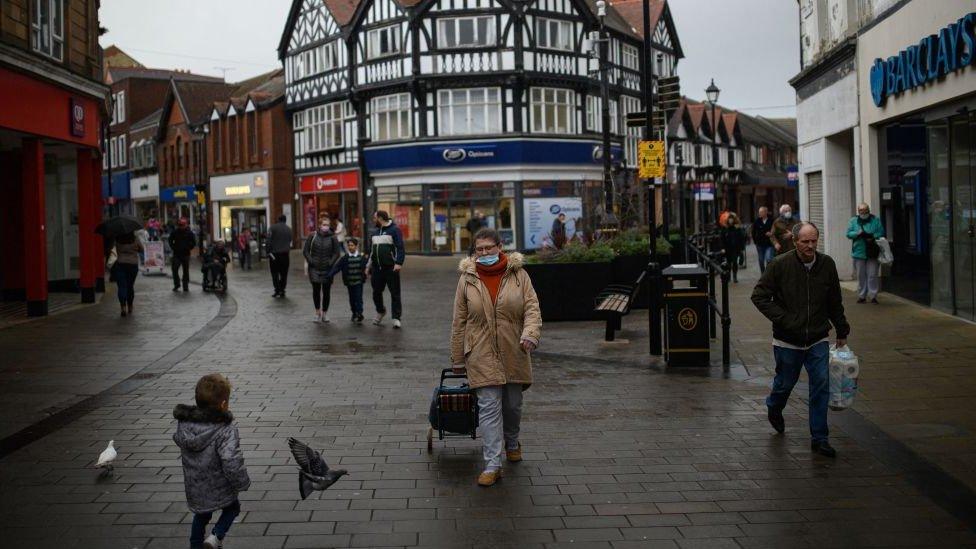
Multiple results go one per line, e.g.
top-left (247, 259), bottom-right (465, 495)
top-left (372, 93), bottom-right (412, 141)
top-left (437, 88), bottom-right (501, 136)
top-left (531, 88), bottom-right (575, 134)
top-left (368, 25), bottom-right (401, 59)
top-left (438, 16), bottom-right (495, 48)
top-left (296, 102), bottom-right (353, 153)
top-left (622, 44), bottom-right (639, 71)
top-left (535, 17), bottom-right (572, 51)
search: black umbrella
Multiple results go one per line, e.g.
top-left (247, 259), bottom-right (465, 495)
top-left (95, 215), bottom-right (143, 238)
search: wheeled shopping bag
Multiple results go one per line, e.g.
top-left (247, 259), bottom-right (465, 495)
top-left (427, 368), bottom-right (479, 452)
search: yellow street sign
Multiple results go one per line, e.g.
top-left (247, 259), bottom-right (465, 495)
top-left (638, 140), bottom-right (666, 179)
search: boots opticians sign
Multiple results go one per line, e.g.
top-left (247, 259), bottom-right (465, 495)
top-left (870, 12), bottom-right (975, 107)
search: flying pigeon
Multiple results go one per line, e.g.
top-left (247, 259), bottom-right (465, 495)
top-left (96, 440), bottom-right (117, 473)
top-left (287, 437), bottom-right (347, 500)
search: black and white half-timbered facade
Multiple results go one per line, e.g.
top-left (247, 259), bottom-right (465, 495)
top-left (279, 0), bottom-right (683, 252)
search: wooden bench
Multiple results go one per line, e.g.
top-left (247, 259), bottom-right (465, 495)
top-left (593, 270), bottom-right (647, 342)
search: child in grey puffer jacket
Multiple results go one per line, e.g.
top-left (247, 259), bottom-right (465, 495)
top-left (174, 374), bottom-right (250, 549)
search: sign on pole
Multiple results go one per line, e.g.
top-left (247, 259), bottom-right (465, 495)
top-left (638, 140), bottom-right (666, 179)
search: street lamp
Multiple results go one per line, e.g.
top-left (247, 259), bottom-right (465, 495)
top-left (595, 0), bottom-right (616, 229)
top-left (705, 79), bottom-right (720, 225)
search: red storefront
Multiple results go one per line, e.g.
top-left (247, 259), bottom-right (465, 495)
top-left (298, 170), bottom-right (362, 238)
top-left (0, 64), bottom-right (106, 316)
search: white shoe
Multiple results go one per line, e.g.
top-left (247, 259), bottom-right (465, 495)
top-left (313, 310), bottom-right (321, 322)
top-left (203, 534), bottom-right (220, 549)
top-left (393, 319), bottom-right (401, 329)
top-left (322, 314), bottom-right (331, 323)
top-left (373, 312), bottom-right (385, 325)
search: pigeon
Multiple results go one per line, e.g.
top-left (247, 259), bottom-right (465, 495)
top-left (287, 437), bottom-right (347, 500)
top-left (96, 440), bottom-right (117, 473)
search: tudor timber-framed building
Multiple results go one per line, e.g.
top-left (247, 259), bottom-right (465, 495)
top-left (279, 0), bottom-right (682, 253)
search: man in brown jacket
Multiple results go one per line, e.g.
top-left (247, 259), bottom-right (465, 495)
top-left (451, 229), bottom-right (542, 486)
top-left (771, 204), bottom-right (798, 255)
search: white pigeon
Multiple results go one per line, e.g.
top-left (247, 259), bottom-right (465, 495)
top-left (96, 440), bottom-right (117, 472)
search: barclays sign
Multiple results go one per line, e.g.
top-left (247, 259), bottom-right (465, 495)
top-left (870, 12), bottom-right (975, 107)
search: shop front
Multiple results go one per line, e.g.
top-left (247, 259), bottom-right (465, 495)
top-left (298, 170), bottom-right (362, 239)
top-left (160, 185), bottom-right (203, 232)
top-left (129, 174), bottom-right (160, 223)
top-left (856, 2), bottom-right (976, 316)
top-left (210, 171), bottom-right (270, 248)
top-left (364, 138), bottom-right (619, 254)
top-left (102, 171), bottom-right (132, 215)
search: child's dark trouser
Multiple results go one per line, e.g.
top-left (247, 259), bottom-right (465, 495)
top-left (190, 499), bottom-right (240, 547)
top-left (348, 283), bottom-right (364, 315)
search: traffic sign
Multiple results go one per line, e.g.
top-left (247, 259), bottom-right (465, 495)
top-left (638, 140), bottom-right (666, 179)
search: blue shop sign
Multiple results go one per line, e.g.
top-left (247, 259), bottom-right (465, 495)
top-left (870, 12), bottom-right (975, 107)
top-left (160, 185), bottom-right (198, 203)
top-left (787, 165), bottom-right (799, 188)
top-left (100, 171), bottom-right (131, 199)
top-left (365, 139), bottom-right (623, 172)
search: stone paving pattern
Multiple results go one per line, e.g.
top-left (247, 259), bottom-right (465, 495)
top-left (1, 253), bottom-right (975, 548)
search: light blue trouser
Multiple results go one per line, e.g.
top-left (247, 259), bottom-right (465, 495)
top-left (476, 384), bottom-right (523, 471)
top-left (854, 258), bottom-right (880, 299)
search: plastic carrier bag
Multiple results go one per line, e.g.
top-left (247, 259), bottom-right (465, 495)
top-left (829, 344), bottom-right (859, 411)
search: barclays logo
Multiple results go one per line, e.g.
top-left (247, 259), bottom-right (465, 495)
top-left (442, 148), bottom-right (467, 162)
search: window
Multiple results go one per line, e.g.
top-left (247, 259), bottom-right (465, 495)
top-left (146, 143), bottom-right (156, 168)
top-left (249, 113), bottom-right (258, 158)
top-left (622, 44), bottom-right (639, 71)
top-left (116, 92), bottom-right (126, 125)
top-left (372, 93), bottom-right (411, 141)
top-left (118, 134), bottom-right (126, 166)
top-left (297, 101), bottom-right (353, 152)
top-left (535, 18), bottom-right (572, 51)
top-left (438, 17), bottom-right (495, 48)
top-left (368, 25), bottom-right (401, 59)
top-left (438, 88), bottom-right (501, 136)
top-left (292, 41), bottom-right (338, 80)
top-left (531, 88), bottom-right (575, 134)
top-left (31, 0), bottom-right (63, 61)
top-left (215, 122), bottom-right (222, 165)
top-left (727, 149), bottom-right (735, 169)
top-left (585, 96), bottom-right (618, 134)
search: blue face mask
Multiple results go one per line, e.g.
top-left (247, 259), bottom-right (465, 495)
top-left (476, 254), bottom-right (500, 266)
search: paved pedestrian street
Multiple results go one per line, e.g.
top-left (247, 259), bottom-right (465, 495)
top-left (2, 254), bottom-right (976, 549)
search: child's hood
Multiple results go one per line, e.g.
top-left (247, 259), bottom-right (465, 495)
top-left (173, 404), bottom-right (234, 452)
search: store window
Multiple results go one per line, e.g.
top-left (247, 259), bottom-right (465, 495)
top-left (535, 17), bottom-right (572, 51)
top-left (531, 88), bottom-right (575, 134)
top-left (368, 25), bottom-right (401, 59)
top-left (438, 88), bottom-right (501, 136)
top-left (377, 185), bottom-right (423, 252)
top-left (438, 16), bottom-right (495, 48)
top-left (372, 93), bottom-right (411, 141)
top-left (31, 0), bottom-right (63, 61)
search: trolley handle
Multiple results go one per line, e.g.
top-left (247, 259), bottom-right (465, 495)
top-left (440, 367), bottom-right (468, 385)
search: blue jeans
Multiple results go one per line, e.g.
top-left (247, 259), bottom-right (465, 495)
top-left (190, 499), bottom-right (240, 547)
top-left (347, 283), bottom-right (364, 315)
top-left (756, 245), bottom-right (774, 273)
top-left (766, 342), bottom-right (830, 443)
top-left (113, 263), bottom-right (138, 306)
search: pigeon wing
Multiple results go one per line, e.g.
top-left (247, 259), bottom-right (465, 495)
top-left (288, 437), bottom-right (328, 476)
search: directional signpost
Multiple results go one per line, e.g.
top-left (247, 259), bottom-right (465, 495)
top-left (638, 140), bottom-right (666, 179)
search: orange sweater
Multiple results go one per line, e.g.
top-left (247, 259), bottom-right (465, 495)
top-left (475, 253), bottom-right (508, 304)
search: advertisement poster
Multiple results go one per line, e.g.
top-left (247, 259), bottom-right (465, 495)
top-left (394, 205), bottom-right (411, 239)
top-left (522, 197), bottom-right (582, 249)
top-left (303, 196), bottom-right (317, 236)
top-left (142, 241), bottom-right (166, 275)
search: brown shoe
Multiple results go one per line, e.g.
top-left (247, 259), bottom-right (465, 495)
top-left (506, 444), bottom-right (522, 462)
top-left (477, 469), bottom-right (502, 486)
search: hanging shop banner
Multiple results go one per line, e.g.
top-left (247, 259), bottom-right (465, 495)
top-left (694, 182), bottom-right (715, 202)
top-left (141, 240), bottom-right (166, 275)
top-left (299, 170), bottom-right (360, 194)
top-left (522, 197), bottom-right (583, 250)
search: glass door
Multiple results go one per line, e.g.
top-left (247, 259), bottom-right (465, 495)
top-left (951, 114), bottom-right (976, 319)
top-left (927, 123), bottom-right (952, 313)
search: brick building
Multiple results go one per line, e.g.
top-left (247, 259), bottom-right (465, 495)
top-left (205, 70), bottom-right (295, 249)
top-left (0, 0), bottom-right (107, 316)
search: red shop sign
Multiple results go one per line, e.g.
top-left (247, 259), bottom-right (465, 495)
top-left (299, 171), bottom-right (360, 194)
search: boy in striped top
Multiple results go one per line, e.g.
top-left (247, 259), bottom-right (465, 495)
top-left (328, 238), bottom-right (367, 322)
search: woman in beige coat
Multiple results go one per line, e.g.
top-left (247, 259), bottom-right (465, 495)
top-left (451, 228), bottom-right (542, 486)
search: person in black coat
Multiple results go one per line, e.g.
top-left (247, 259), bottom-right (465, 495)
top-left (720, 213), bottom-right (746, 283)
top-left (168, 217), bottom-right (196, 292)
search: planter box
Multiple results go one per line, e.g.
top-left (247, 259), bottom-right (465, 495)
top-left (612, 253), bottom-right (672, 310)
top-left (524, 261), bottom-right (613, 321)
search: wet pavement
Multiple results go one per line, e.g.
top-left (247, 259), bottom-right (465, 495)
top-left (1, 252), bottom-right (975, 548)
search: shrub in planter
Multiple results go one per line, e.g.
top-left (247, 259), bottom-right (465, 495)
top-left (524, 241), bottom-right (614, 321)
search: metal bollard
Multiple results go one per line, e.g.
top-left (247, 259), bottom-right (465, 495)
top-left (720, 269), bottom-right (731, 368)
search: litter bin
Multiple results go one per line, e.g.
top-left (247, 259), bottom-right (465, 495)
top-left (662, 264), bottom-right (710, 367)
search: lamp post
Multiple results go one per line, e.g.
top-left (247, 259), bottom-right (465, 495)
top-left (640, 0), bottom-right (661, 356)
top-left (705, 79), bottom-right (720, 224)
top-left (596, 0), bottom-right (615, 228)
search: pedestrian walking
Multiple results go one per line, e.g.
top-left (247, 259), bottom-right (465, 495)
top-left (771, 204), bottom-right (798, 256)
top-left (451, 228), bottom-right (542, 486)
top-left (550, 213), bottom-right (567, 248)
top-left (847, 202), bottom-right (885, 304)
top-left (303, 216), bottom-right (341, 322)
top-left (752, 206), bottom-right (775, 273)
top-left (111, 232), bottom-right (143, 317)
top-left (751, 222), bottom-right (850, 458)
top-left (366, 210), bottom-right (405, 328)
top-left (236, 229), bottom-right (252, 271)
top-left (333, 216), bottom-right (347, 244)
top-left (466, 211), bottom-right (486, 239)
top-left (168, 217), bottom-right (196, 292)
top-left (267, 215), bottom-right (293, 298)
top-left (173, 374), bottom-right (250, 549)
top-left (327, 237), bottom-right (367, 322)
top-left (720, 213), bottom-right (745, 283)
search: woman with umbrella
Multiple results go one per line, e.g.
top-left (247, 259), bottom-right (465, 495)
top-left (98, 216), bottom-right (145, 317)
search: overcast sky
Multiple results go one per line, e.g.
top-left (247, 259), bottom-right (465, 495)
top-left (99, 0), bottom-right (799, 116)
